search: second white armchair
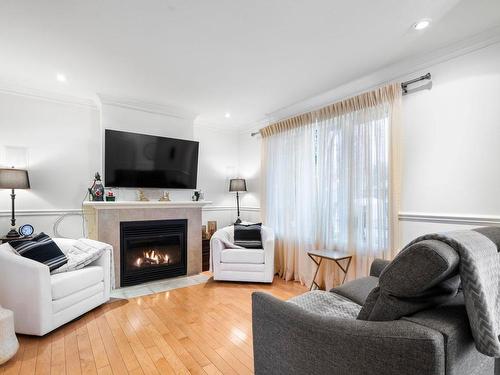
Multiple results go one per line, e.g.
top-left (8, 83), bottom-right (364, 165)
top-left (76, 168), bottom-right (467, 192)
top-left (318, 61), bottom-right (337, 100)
top-left (210, 225), bottom-right (275, 283)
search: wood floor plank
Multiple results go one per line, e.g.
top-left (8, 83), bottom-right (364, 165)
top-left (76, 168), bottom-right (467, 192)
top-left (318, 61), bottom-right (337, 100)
top-left (18, 336), bottom-right (38, 375)
top-left (50, 328), bottom-right (66, 375)
top-left (64, 329), bottom-right (82, 375)
top-left (95, 314), bottom-right (129, 375)
top-left (85, 314), bottom-right (110, 370)
top-left (76, 329), bottom-right (98, 375)
top-left (34, 335), bottom-right (51, 375)
top-left (0, 277), bottom-right (306, 375)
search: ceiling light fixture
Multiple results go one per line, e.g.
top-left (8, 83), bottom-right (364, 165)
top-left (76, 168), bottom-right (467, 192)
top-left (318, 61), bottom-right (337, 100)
top-left (413, 19), bottom-right (431, 31)
top-left (56, 73), bottom-right (67, 82)
top-left (224, 113), bottom-right (231, 118)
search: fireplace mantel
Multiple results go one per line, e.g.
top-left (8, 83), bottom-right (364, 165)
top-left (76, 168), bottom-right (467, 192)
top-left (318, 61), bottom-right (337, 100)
top-left (83, 200), bottom-right (212, 210)
top-left (83, 200), bottom-right (211, 286)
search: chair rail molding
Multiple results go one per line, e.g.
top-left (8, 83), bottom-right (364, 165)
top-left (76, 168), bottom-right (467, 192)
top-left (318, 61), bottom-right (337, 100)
top-left (0, 206), bottom-right (261, 217)
top-left (398, 212), bottom-right (500, 226)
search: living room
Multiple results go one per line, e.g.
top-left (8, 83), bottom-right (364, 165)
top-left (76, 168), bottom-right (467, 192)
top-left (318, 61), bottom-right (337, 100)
top-left (1, 1), bottom-right (500, 374)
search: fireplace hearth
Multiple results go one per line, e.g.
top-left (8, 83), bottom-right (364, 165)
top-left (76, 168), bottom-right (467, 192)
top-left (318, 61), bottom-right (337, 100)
top-left (120, 219), bottom-right (187, 287)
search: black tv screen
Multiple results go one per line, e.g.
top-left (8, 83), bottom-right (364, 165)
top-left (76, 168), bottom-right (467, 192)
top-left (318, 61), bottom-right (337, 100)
top-left (105, 129), bottom-right (199, 188)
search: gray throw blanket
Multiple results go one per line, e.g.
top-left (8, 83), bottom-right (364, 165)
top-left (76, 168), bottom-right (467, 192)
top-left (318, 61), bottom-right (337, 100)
top-left (405, 228), bottom-right (500, 357)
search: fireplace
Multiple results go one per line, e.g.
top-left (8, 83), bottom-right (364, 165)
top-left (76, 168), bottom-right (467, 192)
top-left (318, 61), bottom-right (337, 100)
top-left (120, 219), bottom-right (187, 287)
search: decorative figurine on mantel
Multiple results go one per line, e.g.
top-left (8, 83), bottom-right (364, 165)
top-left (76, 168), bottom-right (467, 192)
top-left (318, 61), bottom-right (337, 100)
top-left (159, 191), bottom-right (170, 202)
top-left (138, 189), bottom-right (149, 201)
top-left (192, 189), bottom-right (203, 201)
top-left (88, 173), bottom-right (104, 201)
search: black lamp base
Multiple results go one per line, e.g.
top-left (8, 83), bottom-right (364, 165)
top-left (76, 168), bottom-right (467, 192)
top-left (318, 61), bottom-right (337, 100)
top-left (234, 218), bottom-right (242, 224)
top-left (5, 228), bottom-right (20, 238)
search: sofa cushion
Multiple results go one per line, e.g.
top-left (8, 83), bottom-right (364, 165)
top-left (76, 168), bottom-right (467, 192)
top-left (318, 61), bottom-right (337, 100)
top-left (234, 223), bottom-right (262, 249)
top-left (10, 232), bottom-right (68, 271)
top-left (51, 266), bottom-right (104, 300)
top-left (403, 293), bottom-right (493, 375)
top-left (331, 276), bottom-right (378, 306)
top-left (220, 248), bottom-right (264, 264)
top-left (358, 240), bottom-right (460, 321)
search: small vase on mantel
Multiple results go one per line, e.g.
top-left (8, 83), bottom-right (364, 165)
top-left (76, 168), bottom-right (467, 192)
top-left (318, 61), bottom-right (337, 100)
top-left (0, 306), bottom-right (19, 365)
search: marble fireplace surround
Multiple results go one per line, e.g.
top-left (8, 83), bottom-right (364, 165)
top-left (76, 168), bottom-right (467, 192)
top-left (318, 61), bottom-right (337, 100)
top-left (83, 201), bottom-right (212, 287)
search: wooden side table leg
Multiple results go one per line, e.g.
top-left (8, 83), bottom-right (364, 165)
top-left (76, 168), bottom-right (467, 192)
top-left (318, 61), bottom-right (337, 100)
top-left (309, 256), bottom-right (323, 291)
top-left (336, 256), bottom-right (352, 285)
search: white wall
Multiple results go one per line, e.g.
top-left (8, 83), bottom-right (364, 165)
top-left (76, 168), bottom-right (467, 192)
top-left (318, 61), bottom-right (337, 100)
top-left (238, 40), bottom-right (500, 247)
top-left (0, 93), bottom-right (100, 237)
top-left (237, 128), bottom-right (262, 223)
top-left (0, 93), bottom-right (245, 237)
top-left (399, 42), bottom-right (500, 244)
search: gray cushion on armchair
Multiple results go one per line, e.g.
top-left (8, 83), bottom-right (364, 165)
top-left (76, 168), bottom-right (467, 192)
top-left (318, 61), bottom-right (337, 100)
top-left (358, 240), bottom-right (461, 321)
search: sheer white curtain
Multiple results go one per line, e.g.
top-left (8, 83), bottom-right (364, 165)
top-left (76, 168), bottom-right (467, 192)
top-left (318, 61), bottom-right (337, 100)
top-left (261, 84), bottom-right (401, 288)
top-left (261, 122), bottom-right (317, 284)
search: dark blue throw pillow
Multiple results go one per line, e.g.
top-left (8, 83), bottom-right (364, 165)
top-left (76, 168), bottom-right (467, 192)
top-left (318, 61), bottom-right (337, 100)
top-left (234, 223), bottom-right (263, 249)
top-left (9, 232), bottom-right (68, 271)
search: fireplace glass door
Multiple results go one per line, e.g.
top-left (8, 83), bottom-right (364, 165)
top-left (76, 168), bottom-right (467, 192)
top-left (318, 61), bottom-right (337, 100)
top-left (120, 219), bottom-right (187, 287)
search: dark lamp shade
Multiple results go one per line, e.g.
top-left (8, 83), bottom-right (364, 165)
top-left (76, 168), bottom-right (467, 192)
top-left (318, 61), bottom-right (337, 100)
top-left (0, 168), bottom-right (30, 189)
top-left (229, 178), bottom-right (247, 192)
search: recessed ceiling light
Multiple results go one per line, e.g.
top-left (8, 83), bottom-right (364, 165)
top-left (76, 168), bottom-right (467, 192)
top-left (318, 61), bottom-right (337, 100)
top-left (56, 73), bottom-right (67, 82)
top-left (224, 113), bottom-right (231, 118)
top-left (413, 19), bottom-right (431, 30)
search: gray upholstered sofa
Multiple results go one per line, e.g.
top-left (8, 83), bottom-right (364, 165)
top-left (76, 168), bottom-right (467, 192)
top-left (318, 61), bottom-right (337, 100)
top-left (252, 259), bottom-right (495, 375)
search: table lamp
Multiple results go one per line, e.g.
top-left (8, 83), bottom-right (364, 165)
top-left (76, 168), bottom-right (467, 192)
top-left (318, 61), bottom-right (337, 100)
top-left (0, 168), bottom-right (30, 238)
top-left (229, 178), bottom-right (247, 224)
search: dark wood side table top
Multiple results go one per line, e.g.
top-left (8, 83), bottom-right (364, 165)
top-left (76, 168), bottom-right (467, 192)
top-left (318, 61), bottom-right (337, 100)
top-left (1, 235), bottom-right (34, 244)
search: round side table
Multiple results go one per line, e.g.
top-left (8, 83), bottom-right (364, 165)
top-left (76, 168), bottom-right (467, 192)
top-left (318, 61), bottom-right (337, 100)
top-left (0, 306), bottom-right (19, 364)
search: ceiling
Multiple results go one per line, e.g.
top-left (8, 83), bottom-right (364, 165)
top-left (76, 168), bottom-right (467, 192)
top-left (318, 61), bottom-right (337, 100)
top-left (1, 0), bottom-right (500, 128)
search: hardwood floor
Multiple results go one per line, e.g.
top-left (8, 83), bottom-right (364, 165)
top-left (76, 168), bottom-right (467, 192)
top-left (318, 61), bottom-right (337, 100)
top-left (0, 276), bottom-right (306, 375)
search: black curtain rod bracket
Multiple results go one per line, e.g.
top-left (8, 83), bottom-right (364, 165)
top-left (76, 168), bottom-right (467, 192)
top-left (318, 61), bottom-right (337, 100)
top-left (401, 72), bottom-right (431, 94)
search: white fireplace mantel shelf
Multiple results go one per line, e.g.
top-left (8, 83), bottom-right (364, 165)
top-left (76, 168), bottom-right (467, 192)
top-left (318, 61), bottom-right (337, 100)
top-left (83, 200), bottom-right (212, 210)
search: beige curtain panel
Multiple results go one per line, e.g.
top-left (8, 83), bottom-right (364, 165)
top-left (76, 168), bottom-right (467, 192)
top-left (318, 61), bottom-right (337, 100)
top-left (260, 83), bottom-right (401, 138)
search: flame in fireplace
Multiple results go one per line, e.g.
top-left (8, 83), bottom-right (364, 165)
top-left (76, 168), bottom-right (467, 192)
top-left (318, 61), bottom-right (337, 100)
top-left (135, 250), bottom-right (170, 267)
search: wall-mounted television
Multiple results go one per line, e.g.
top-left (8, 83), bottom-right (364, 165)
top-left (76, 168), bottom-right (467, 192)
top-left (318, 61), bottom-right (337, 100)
top-left (104, 129), bottom-right (199, 189)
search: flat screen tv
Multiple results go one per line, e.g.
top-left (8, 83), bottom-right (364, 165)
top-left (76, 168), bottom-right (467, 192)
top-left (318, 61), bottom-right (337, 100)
top-left (105, 129), bottom-right (199, 189)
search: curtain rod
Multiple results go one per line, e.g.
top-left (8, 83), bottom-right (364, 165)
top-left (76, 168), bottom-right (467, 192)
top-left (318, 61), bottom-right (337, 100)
top-left (251, 73), bottom-right (432, 137)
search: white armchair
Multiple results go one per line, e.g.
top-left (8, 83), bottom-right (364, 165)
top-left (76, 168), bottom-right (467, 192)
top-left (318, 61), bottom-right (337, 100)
top-left (210, 225), bottom-right (274, 283)
top-left (0, 238), bottom-right (112, 336)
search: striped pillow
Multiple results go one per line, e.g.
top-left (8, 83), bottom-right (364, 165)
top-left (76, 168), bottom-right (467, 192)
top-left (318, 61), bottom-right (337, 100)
top-left (234, 223), bottom-right (263, 249)
top-left (9, 233), bottom-right (68, 272)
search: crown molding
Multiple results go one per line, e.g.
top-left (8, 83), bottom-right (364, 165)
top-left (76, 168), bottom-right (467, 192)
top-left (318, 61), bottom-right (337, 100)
top-left (265, 25), bottom-right (500, 123)
top-left (97, 93), bottom-right (198, 120)
top-left (0, 81), bottom-right (98, 109)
